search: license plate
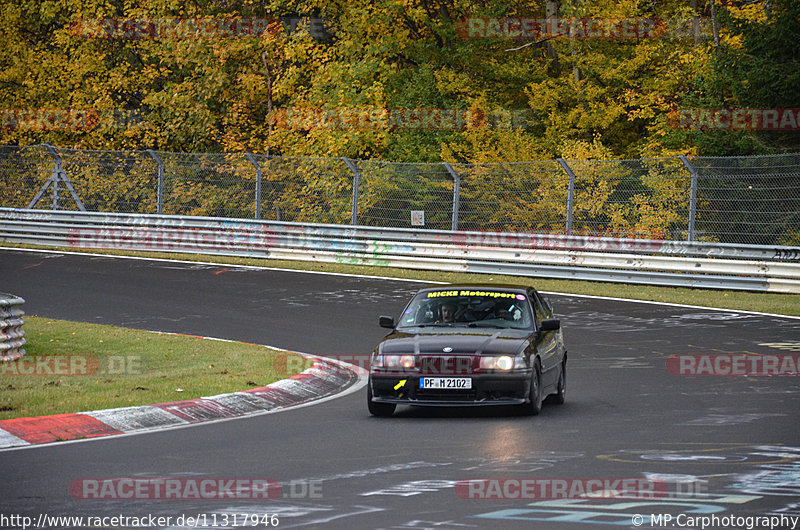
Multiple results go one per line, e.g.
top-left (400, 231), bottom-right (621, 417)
top-left (419, 377), bottom-right (472, 389)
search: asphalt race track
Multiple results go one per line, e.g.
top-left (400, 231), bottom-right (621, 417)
top-left (1, 248), bottom-right (800, 530)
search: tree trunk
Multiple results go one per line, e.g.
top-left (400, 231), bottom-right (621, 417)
top-left (260, 51), bottom-right (273, 158)
top-left (545, 1), bottom-right (559, 60)
top-left (709, 0), bottom-right (720, 49)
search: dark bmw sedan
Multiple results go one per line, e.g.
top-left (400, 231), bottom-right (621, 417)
top-left (367, 285), bottom-right (567, 416)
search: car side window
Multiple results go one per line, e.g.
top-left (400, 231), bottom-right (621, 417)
top-left (536, 292), bottom-right (554, 319)
top-left (530, 292), bottom-right (547, 326)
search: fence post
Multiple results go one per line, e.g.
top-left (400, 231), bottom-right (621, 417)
top-left (51, 156), bottom-right (60, 210)
top-left (678, 155), bottom-right (698, 242)
top-left (244, 153), bottom-right (262, 220)
top-left (442, 162), bottom-right (461, 231)
top-left (342, 157), bottom-right (360, 225)
top-left (146, 150), bottom-right (164, 214)
top-left (556, 158), bottom-right (576, 236)
top-left (27, 143), bottom-right (86, 211)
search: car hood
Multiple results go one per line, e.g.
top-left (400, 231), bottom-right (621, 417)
top-left (377, 329), bottom-right (530, 356)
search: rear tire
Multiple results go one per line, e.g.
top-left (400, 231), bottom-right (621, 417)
top-left (520, 360), bottom-right (542, 416)
top-left (367, 381), bottom-right (396, 417)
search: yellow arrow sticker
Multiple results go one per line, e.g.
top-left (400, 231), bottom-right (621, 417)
top-left (394, 379), bottom-right (407, 390)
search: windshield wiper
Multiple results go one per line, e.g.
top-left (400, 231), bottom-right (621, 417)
top-left (468, 322), bottom-right (507, 329)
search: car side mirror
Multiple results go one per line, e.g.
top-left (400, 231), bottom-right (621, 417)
top-left (379, 315), bottom-right (395, 329)
top-left (540, 318), bottom-right (560, 332)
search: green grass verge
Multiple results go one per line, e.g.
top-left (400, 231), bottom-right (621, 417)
top-left (0, 317), bottom-right (303, 420)
top-left (4, 242), bottom-right (799, 316)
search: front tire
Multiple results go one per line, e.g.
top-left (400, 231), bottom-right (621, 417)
top-left (367, 381), bottom-right (396, 417)
top-left (520, 360), bottom-right (543, 416)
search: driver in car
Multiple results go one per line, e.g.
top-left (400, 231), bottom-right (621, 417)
top-left (437, 301), bottom-right (458, 323)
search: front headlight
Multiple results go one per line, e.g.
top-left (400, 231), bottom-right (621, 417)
top-left (374, 354), bottom-right (415, 370)
top-left (480, 355), bottom-right (515, 371)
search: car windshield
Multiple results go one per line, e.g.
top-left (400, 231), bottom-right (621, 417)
top-left (397, 289), bottom-right (533, 330)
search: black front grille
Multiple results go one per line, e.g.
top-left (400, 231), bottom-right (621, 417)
top-left (416, 389), bottom-right (477, 401)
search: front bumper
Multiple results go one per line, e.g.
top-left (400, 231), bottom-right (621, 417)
top-left (369, 372), bottom-right (531, 407)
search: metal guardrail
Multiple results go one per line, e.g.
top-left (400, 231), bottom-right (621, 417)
top-left (1, 208), bottom-right (799, 293)
top-left (0, 293), bottom-right (26, 362)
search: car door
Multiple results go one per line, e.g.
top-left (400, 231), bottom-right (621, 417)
top-left (530, 289), bottom-right (560, 390)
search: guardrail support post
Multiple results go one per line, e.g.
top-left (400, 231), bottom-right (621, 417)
top-left (678, 155), bottom-right (698, 242)
top-left (342, 157), bottom-right (360, 225)
top-left (27, 143), bottom-right (86, 211)
top-left (245, 153), bottom-right (262, 220)
top-left (442, 162), bottom-right (461, 231)
top-left (557, 158), bottom-right (576, 236)
top-left (146, 150), bottom-right (165, 214)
